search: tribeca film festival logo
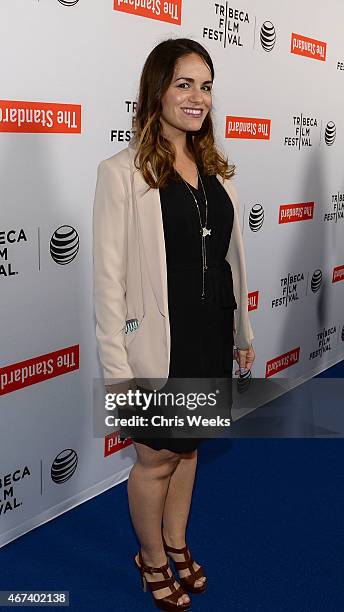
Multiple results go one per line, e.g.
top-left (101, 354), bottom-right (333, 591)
top-left (0, 228), bottom-right (27, 278)
top-left (225, 116), bottom-right (271, 140)
top-left (284, 114), bottom-right (318, 149)
top-left (114, 0), bottom-right (182, 25)
top-left (291, 33), bottom-right (327, 62)
top-left (309, 325), bottom-right (337, 360)
top-left (0, 100), bottom-right (81, 133)
top-left (324, 192), bottom-right (344, 223)
top-left (51, 449), bottom-right (78, 483)
top-left (111, 100), bottom-right (137, 144)
top-left (202, 6), bottom-right (276, 53)
top-left (50, 225), bottom-right (79, 265)
top-left (0, 466), bottom-right (31, 517)
top-left (202, 4), bottom-right (250, 48)
top-left (271, 271), bottom-right (305, 308)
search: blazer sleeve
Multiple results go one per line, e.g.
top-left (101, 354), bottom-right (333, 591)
top-left (92, 159), bottom-right (135, 387)
top-left (226, 181), bottom-right (254, 350)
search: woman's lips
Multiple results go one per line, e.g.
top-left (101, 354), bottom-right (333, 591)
top-left (181, 108), bottom-right (203, 117)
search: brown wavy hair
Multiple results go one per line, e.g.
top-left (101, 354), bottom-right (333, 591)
top-left (131, 38), bottom-right (236, 189)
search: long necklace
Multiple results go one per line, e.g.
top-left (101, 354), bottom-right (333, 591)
top-left (180, 169), bottom-right (211, 299)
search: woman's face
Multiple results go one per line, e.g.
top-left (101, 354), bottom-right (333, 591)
top-left (160, 52), bottom-right (213, 139)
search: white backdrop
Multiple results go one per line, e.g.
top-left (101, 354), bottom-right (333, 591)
top-left (1, 0), bottom-right (343, 547)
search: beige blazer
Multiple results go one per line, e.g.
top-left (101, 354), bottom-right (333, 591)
top-left (93, 141), bottom-right (254, 390)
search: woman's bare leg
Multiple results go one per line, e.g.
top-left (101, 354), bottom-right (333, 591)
top-left (162, 449), bottom-right (206, 588)
top-left (128, 441), bottom-right (190, 605)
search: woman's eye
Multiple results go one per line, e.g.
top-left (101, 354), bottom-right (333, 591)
top-left (177, 83), bottom-right (212, 92)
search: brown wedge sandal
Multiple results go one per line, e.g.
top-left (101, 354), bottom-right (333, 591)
top-left (134, 549), bottom-right (192, 611)
top-left (162, 533), bottom-right (207, 594)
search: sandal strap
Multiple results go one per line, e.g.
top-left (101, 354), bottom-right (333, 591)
top-left (182, 564), bottom-right (205, 580)
top-left (148, 575), bottom-right (177, 592)
top-left (164, 542), bottom-right (189, 554)
top-left (138, 550), bottom-right (170, 575)
top-left (162, 532), bottom-right (190, 554)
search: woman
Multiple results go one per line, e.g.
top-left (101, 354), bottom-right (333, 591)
top-left (93, 38), bottom-right (255, 611)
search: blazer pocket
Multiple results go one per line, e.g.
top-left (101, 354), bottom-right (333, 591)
top-left (124, 314), bottom-right (145, 348)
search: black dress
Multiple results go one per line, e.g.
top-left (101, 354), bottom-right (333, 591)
top-left (131, 169), bottom-right (237, 453)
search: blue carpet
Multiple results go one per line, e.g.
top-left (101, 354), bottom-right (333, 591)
top-left (1, 360), bottom-right (343, 611)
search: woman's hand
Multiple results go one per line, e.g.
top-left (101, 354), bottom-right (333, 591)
top-left (234, 343), bottom-right (255, 376)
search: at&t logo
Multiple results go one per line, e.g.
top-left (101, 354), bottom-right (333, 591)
top-left (260, 21), bottom-right (276, 52)
top-left (50, 225), bottom-right (79, 265)
top-left (57, 0), bottom-right (80, 5)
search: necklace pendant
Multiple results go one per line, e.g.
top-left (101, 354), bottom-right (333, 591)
top-left (202, 226), bottom-right (211, 237)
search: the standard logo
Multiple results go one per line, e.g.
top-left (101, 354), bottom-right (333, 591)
top-left (51, 449), bottom-right (78, 483)
top-left (1, 346), bottom-right (79, 395)
top-left (248, 290), bottom-right (259, 311)
top-left (291, 33), bottom-right (326, 62)
top-left (226, 116), bottom-right (271, 139)
top-left (279, 202), bottom-right (314, 224)
top-left (332, 265), bottom-right (344, 283)
top-left (114, 0), bottom-right (182, 24)
top-left (0, 100), bottom-right (81, 134)
top-left (266, 347), bottom-right (300, 378)
top-left (105, 431), bottom-right (132, 456)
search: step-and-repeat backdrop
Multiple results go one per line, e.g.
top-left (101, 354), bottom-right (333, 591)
top-left (1, 0), bottom-right (343, 547)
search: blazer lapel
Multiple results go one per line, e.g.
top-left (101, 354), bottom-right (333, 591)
top-left (127, 142), bottom-right (238, 320)
top-left (127, 144), bottom-right (168, 318)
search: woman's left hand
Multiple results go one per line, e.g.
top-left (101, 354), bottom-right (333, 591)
top-left (234, 343), bottom-right (255, 376)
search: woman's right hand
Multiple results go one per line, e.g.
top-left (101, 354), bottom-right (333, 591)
top-left (233, 343), bottom-right (255, 376)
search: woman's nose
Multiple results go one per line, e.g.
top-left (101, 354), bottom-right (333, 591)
top-left (188, 89), bottom-right (203, 103)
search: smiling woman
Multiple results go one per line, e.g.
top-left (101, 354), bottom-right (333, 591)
top-left (133, 38), bottom-right (235, 190)
top-left (93, 37), bottom-right (255, 611)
